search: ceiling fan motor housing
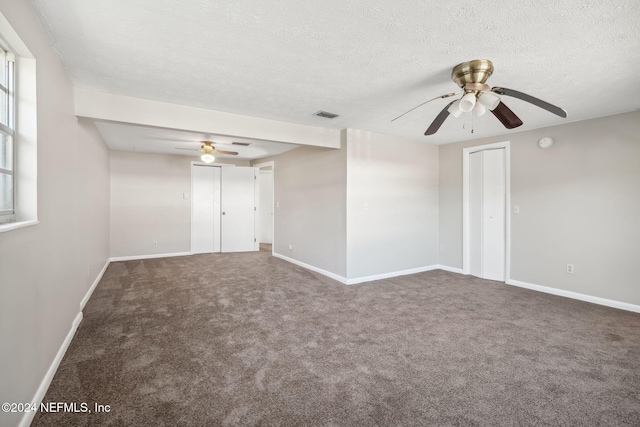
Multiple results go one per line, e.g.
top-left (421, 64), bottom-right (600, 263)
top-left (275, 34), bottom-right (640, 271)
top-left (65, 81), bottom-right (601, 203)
top-left (201, 141), bottom-right (214, 154)
top-left (451, 59), bottom-right (494, 88)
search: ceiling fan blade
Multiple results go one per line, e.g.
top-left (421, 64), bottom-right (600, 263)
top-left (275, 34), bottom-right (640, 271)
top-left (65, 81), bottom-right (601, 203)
top-left (213, 150), bottom-right (239, 155)
top-left (424, 101), bottom-right (456, 135)
top-left (491, 87), bottom-right (567, 118)
top-left (392, 92), bottom-right (459, 122)
top-left (491, 101), bottom-right (524, 129)
top-left (175, 147), bottom-right (200, 151)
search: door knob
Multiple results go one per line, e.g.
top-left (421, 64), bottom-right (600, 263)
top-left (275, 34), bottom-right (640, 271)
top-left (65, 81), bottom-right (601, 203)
top-left (222, 212), bottom-right (226, 215)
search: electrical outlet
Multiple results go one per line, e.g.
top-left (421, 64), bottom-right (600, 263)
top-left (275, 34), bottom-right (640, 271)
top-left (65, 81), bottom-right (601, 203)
top-left (289, 244), bottom-right (292, 250)
top-left (566, 264), bottom-right (574, 274)
top-left (513, 205), bottom-right (520, 214)
top-left (440, 244), bottom-right (444, 252)
top-left (154, 241), bottom-right (158, 247)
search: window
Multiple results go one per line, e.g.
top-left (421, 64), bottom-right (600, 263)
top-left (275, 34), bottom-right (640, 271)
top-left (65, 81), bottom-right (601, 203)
top-left (0, 43), bottom-right (15, 224)
top-left (0, 12), bottom-right (37, 232)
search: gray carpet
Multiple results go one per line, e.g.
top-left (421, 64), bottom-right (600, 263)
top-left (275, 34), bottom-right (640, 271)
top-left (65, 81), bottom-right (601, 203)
top-left (33, 246), bottom-right (640, 426)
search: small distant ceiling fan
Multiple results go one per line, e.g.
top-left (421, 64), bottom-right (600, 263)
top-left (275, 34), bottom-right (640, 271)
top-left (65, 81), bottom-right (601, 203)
top-left (175, 141), bottom-right (238, 163)
top-left (393, 59), bottom-right (567, 135)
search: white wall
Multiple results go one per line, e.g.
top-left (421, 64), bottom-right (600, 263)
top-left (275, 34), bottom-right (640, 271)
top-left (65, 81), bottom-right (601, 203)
top-left (259, 129), bottom-right (440, 282)
top-left (346, 129), bottom-right (439, 279)
top-left (110, 151), bottom-right (250, 258)
top-left (256, 143), bottom-right (348, 277)
top-left (110, 151), bottom-right (191, 257)
top-left (0, 2), bottom-right (110, 426)
top-left (439, 111), bottom-right (640, 306)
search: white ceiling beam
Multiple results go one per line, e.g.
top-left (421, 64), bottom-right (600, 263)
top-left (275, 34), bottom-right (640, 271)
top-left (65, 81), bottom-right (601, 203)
top-left (74, 88), bottom-right (341, 149)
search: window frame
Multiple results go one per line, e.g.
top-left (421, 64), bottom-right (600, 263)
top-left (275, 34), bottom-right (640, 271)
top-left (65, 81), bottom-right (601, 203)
top-left (0, 41), bottom-right (15, 224)
top-left (0, 11), bottom-right (38, 234)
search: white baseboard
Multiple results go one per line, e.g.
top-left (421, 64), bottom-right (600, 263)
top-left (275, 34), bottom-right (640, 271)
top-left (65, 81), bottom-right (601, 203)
top-left (19, 312), bottom-right (83, 427)
top-left (80, 259), bottom-right (110, 310)
top-left (272, 253), bottom-right (348, 284)
top-left (273, 254), bottom-right (444, 286)
top-left (109, 252), bottom-right (192, 262)
top-left (269, 254), bottom-right (640, 313)
top-left (346, 265), bottom-right (440, 285)
top-left (435, 265), bottom-right (464, 274)
top-left (507, 279), bottom-right (640, 313)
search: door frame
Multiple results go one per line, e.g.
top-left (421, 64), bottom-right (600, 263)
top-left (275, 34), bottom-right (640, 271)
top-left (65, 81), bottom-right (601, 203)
top-left (252, 160), bottom-right (275, 255)
top-left (462, 141), bottom-right (511, 281)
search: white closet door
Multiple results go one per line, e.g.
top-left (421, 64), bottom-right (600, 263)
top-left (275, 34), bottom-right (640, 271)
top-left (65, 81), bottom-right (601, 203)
top-left (482, 149), bottom-right (506, 281)
top-left (221, 166), bottom-right (256, 252)
top-left (469, 151), bottom-right (483, 278)
top-left (468, 149), bottom-right (505, 281)
top-left (191, 165), bottom-right (221, 253)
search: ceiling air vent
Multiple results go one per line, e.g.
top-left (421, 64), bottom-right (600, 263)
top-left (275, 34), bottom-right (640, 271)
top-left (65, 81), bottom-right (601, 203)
top-left (232, 142), bottom-right (251, 146)
top-left (314, 110), bottom-right (339, 119)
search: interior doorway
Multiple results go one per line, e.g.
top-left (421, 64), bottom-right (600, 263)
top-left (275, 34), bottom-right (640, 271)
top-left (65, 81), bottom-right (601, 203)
top-left (463, 142), bottom-right (511, 282)
top-left (253, 161), bottom-right (275, 255)
top-left (257, 168), bottom-right (273, 244)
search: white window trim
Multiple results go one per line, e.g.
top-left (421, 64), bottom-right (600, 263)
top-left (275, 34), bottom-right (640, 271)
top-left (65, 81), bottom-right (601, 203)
top-left (0, 43), bottom-right (15, 223)
top-left (0, 219), bottom-right (38, 233)
top-left (0, 11), bottom-right (38, 232)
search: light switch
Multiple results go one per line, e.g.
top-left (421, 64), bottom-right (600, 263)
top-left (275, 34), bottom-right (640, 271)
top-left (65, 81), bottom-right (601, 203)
top-left (513, 205), bottom-right (520, 214)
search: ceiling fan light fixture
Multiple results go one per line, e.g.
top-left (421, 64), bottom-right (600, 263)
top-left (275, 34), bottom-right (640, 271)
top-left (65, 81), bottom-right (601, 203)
top-left (459, 93), bottom-right (476, 112)
top-left (478, 92), bottom-right (501, 110)
top-left (473, 102), bottom-right (487, 117)
top-left (201, 153), bottom-right (215, 163)
top-left (447, 100), bottom-right (463, 118)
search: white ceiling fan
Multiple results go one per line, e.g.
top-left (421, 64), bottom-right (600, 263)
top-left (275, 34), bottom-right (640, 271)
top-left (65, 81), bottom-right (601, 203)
top-left (175, 141), bottom-right (239, 163)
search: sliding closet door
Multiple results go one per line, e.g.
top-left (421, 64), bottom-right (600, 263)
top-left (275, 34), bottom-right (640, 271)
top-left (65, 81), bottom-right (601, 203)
top-left (482, 149), bottom-right (505, 281)
top-left (469, 152), bottom-right (483, 278)
top-left (221, 166), bottom-right (256, 252)
top-left (191, 165), bottom-right (221, 253)
top-left (468, 149), bottom-right (505, 281)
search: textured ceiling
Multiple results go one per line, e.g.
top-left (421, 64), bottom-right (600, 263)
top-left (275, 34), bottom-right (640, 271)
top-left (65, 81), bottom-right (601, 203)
top-left (29, 0), bottom-right (640, 148)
